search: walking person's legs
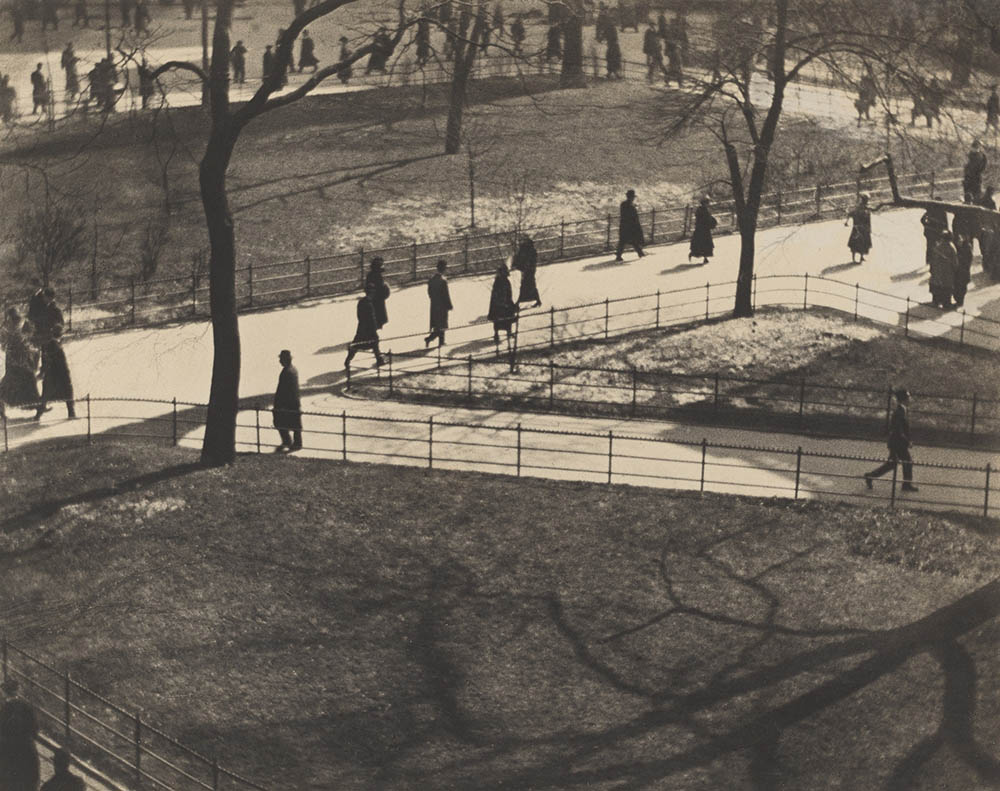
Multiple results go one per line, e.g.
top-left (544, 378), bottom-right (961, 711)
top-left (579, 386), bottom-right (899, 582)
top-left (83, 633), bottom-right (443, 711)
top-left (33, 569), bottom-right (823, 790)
top-left (898, 447), bottom-right (917, 490)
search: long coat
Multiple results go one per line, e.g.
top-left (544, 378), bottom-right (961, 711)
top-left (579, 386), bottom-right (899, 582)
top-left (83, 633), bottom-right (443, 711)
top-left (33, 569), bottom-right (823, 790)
top-left (488, 273), bottom-right (516, 332)
top-left (273, 364), bottom-right (301, 431)
top-left (299, 35), bottom-right (318, 69)
top-left (512, 240), bottom-right (539, 303)
top-left (690, 204), bottom-right (717, 258)
top-left (0, 697), bottom-right (40, 791)
top-left (352, 295), bottom-right (380, 345)
top-left (40, 339), bottom-right (73, 402)
top-left (887, 403), bottom-right (911, 453)
top-left (0, 328), bottom-right (39, 407)
top-left (427, 273), bottom-right (452, 331)
top-left (605, 27), bottom-right (622, 75)
top-left (364, 269), bottom-right (390, 328)
top-left (928, 238), bottom-right (957, 296)
top-left (619, 199), bottom-right (644, 245)
top-left (847, 206), bottom-right (871, 254)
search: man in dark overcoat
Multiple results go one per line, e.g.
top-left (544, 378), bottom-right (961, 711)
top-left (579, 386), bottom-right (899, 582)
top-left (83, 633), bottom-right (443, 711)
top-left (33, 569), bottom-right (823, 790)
top-left (30, 63), bottom-right (47, 114)
top-left (510, 13), bottom-right (524, 53)
top-left (488, 264), bottom-right (517, 344)
top-left (273, 349), bottom-right (302, 452)
top-left (230, 40), bottom-right (247, 84)
top-left (337, 36), bottom-right (352, 83)
top-left (963, 140), bottom-right (987, 203)
top-left (35, 323), bottom-right (75, 419)
top-left (415, 17), bottom-right (430, 65)
top-left (424, 259), bottom-right (453, 347)
top-left (0, 679), bottom-right (40, 791)
top-left (864, 388), bottom-right (918, 492)
top-left (642, 22), bottom-right (661, 82)
top-left (262, 45), bottom-right (275, 82)
top-left (928, 229), bottom-right (957, 309)
top-left (298, 29), bottom-right (318, 72)
top-left (345, 283), bottom-right (385, 368)
top-left (364, 256), bottom-right (390, 329)
top-left (512, 237), bottom-right (540, 306)
top-left (952, 210), bottom-right (975, 307)
top-left (690, 196), bottom-right (717, 264)
top-left (615, 189), bottom-right (645, 261)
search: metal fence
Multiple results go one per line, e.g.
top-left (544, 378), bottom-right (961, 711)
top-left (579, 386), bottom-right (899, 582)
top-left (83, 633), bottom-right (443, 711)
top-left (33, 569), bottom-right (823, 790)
top-left (0, 637), bottom-right (267, 791)
top-left (60, 162), bottom-right (962, 335)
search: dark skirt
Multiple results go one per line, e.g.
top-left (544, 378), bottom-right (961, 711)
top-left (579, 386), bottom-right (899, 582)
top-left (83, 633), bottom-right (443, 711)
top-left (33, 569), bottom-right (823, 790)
top-left (517, 271), bottom-right (539, 303)
top-left (0, 367), bottom-right (39, 406)
top-left (273, 407), bottom-right (302, 431)
top-left (41, 347), bottom-right (74, 402)
top-left (848, 226), bottom-right (872, 254)
top-left (690, 228), bottom-right (714, 258)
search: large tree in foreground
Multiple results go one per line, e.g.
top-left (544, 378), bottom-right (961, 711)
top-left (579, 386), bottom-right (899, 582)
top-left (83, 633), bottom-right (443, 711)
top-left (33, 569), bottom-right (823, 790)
top-left (153, 0), bottom-right (413, 466)
top-left (666, 0), bottom-right (933, 317)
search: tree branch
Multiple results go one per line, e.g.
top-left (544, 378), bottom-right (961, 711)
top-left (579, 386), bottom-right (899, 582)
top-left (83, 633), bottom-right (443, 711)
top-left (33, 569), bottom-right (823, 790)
top-left (150, 60), bottom-right (207, 83)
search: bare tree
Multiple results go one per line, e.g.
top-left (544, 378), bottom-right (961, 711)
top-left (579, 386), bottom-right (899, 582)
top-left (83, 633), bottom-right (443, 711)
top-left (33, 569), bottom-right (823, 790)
top-left (444, 2), bottom-right (487, 154)
top-left (151, 0), bottom-right (415, 465)
top-left (14, 197), bottom-right (89, 288)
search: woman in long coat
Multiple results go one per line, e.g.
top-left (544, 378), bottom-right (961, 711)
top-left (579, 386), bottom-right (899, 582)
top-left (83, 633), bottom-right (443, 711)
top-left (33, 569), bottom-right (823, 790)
top-left (36, 324), bottom-right (75, 419)
top-left (928, 230), bottom-right (957, 309)
top-left (364, 257), bottom-right (390, 329)
top-left (487, 265), bottom-right (517, 344)
top-left (0, 310), bottom-right (39, 414)
top-left (845, 193), bottom-right (872, 263)
top-left (345, 284), bottom-right (385, 368)
top-left (689, 197), bottom-right (717, 263)
top-left (605, 25), bottom-right (622, 79)
top-left (512, 237), bottom-right (541, 306)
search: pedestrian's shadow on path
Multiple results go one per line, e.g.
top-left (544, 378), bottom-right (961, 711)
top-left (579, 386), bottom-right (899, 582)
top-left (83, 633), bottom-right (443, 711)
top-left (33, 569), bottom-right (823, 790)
top-left (660, 261), bottom-right (708, 275)
top-left (890, 266), bottom-right (925, 282)
top-left (820, 260), bottom-right (860, 276)
top-left (315, 342), bottom-right (350, 356)
top-left (583, 258), bottom-right (631, 271)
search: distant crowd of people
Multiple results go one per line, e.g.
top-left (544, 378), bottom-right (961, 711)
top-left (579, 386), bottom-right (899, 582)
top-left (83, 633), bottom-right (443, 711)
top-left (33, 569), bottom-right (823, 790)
top-left (0, 286), bottom-right (75, 421)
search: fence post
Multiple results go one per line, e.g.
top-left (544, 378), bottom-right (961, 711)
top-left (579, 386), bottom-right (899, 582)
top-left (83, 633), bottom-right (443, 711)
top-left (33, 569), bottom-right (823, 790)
top-left (631, 367), bottom-right (637, 415)
top-left (655, 289), bottom-right (661, 328)
top-left (854, 282), bottom-right (859, 321)
top-left (2, 411), bottom-right (7, 453)
top-left (134, 713), bottom-right (142, 789)
top-left (776, 189), bottom-right (782, 223)
top-left (411, 241), bottom-right (418, 280)
top-left (359, 247), bottom-right (365, 286)
top-left (605, 214), bottom-right (612, 251)
top-left (929, 169), bottom-right (935, 199)
top-left (248, 263), bottom-right (254, 307)
top-left (683, 205), bottom-right (691, 237)
top-left (341, 410), bottom-right (347, 461)
top-left (467, 355), bottom-right (473, 400)
top-left (985, 463), bottom-right (992, 517)
top-left (463, 235), bottom-right (469, 272)
top-left (890, 461), bottom-right (898, 509)
top-left (700, 438), bottom-right (707, 492)
top-left (607, 430), bottom-right (613, 484)
top-left (130, 278), bottom-right (136, 325)
top-left (604, 298), bottom-right (609, 340)
top-left (559, 220), bottom-right (565, 257)
top-left (960, 309), bottom-right (966, 344)
top-left (516, 423), bottom-right (522, 477)
top-left (388, 351), bottom-right (394, 396)
top-left (803, 272), bottom-right (808, 309)
top-left (705, 282), bottom-right (710, 320)
top-left (67, 286), bottom-right (72, 332)
top-left (798, 380), bottom-right (806, 427)
top-left (549, 360), bottom-right (555, 407)
top-left (549, 307), bottom-right (555, 348)
top-left (970, 393), bottom-right (978, 440)
top-left (904, 296), bottom-right (910, 337)
top-left (192, 272), bottom-right (198, 315)
top-left (814, 183), bottom-right (822, 216)
top-left (794, 446), bottom-right (802, 499)
top-left (64, 672), bottom-right (71, 746)
top-left (172, 398), bottom-right (177, 446)
top-left (305, 256), bottom-right (312, 296)
top-left (254, 407), bottom-right (261, 453)
top-left (428, 416), bottom-right (434, 469)
top-left (752, 274), bottom-right (757, 311)
top-left (86, 394), bottom-right (91, 443)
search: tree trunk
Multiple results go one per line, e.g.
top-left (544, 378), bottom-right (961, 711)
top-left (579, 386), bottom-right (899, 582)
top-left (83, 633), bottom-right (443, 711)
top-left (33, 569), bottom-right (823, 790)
top-left (734, 218), bottom-right (757, 317)
top-left (560, 0), bottom-right (585, 88)
top-left (199, 129), bottom-right (240, 466)
top-left (445, 6), bottom-right (484, 154)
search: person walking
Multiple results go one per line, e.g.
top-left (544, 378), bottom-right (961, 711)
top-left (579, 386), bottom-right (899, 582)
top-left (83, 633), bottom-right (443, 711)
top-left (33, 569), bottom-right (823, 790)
top-left (642, 22), bottom-right (661, 83)
top-left (424, 259), bottom-right (453, 347)
top-left (230, 40), bottom-right (247, 84)
top-left (0, 75), bottom-right (15, 123)
top-left (545, 23), bottom-right (562, 62)
top-left (345, 283), bottom-right (385, 368)
top-left (928, 228), bottom-right (958, 309)
top-left (962, 140), bottom-right (987, 203)
top-left (986, 85), bottom-right (998, 134)
top-left (415, 17), bottom-right (430, 65)
top-left (61, 42), bottom-right (80, 97)
top-left (337, 36), bottom-right (352, 83)
top-left (30, 63), bottom-right (47, 115)
top-left (138, 58), bottom-right (154, 108)
top-left (35, 323), bottom-right (75, 419)
top-left (689, 196), bottom-right (717, 264)
top-left (272, 349), bottom-right (302, 452)
top-left (364, 256), bottom-right (390, 329)
top-left (920, 206), bottom-right (947, 266)
top-left (0, 678), bottom-right (40, 791)
top-left (615, 189), bottom-right (645, 261)
top-left (298, 29), bottom-right (318, 73)
top-left (510, 13), bottom-right (524, 55)
top-left (0, 310), bottom-right (40, 419)
top-left (512, 236), bottom-right (541, 306)
top-left (40, 749), bottom-right (85, 791)
top-left (844, 192), bottom-right (872, 263)
top-left (262, 44), bottom-right (275, 83)
top-left (864, 388), bottom-right (918, 492)
top-left (488, 264), bottom-right (517, 345)
top-left (604, 24), bottom-right (622, 79)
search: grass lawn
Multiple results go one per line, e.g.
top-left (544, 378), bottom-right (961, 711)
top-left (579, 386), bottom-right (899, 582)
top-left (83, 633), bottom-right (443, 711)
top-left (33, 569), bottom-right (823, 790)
top-left (361, 307), bottom-right (1000, 442)
top-left (2, 440), bottom-right (1000, 790)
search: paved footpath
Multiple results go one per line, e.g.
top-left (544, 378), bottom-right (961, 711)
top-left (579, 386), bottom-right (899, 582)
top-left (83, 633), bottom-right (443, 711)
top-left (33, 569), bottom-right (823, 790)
top-left (5, 207), bottom-right (1000, 516)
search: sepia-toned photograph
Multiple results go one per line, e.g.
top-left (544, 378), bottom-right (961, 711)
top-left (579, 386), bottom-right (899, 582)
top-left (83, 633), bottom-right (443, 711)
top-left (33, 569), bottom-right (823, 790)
top-left (2, 0), bottom-right (1000, 787)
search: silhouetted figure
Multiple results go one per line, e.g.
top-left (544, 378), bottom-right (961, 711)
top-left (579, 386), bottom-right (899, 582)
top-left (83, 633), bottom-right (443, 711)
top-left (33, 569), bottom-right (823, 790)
top-left (298, 29), bottom-right (318, 72)
top-left (963, 140), bottom-right (987, 202)
top-left (138, 58), bottom-right (154, 108)
top-left (61, 42), bottom-right (79, 96)
top-left (845, 193), bottom-right (871, 263)
top-left (928, 229), bottom-right (957, 309)
top-left (510, 13), bottom-right (524, 54)
top-left (30, 63), bottom-right (47, 114)
top-left (0, 310), bottom-right (40, 417)
top-left (0, 75), bottom-right (17, 124)
top-left (0, 679), bottom-right (40, 791)
top-left (230, 40), bottom-right (247, 83)
top-left (864, 388), bottom-right (918, 492)
top-left (337, 36), bottom-right (352, 83)
top-left (615, 189), bottom-right (645, 261)
top-left (262, 45), bottom-right (275, 82)
top-left (545, 24), bottom-right (562, 61)
top-left (40, 749), bottom-right (85, 791)
top-left (424, 259), bottom-right (453, 347)
top-left (512, 237), bottom-right (540, 306)
top-left (345, 283), bottom-right (385, 368)
top-left (642, 23), bottom-right (661, 82)
top-left (415, 17), bottom-right (430, 65)
top-left (987, 85), bottom-right (999, 133)
top-left (272, 349), bottom-right (302, 452)
top-left (690, 196), bottom-right (717, 264)
top-left (604, 25), bottom-right (622, 78)
top-left (36, 323), bottom-right (75, 419)
top-left (364, 257), bottom-right (390, 329)
top-left (10, 1), bottom-right (25, 42)
top-left (488, 264), bottom-right (517, 344)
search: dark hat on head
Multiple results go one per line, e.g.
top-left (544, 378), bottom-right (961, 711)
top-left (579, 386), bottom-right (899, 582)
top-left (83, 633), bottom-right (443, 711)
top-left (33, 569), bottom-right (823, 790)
top-left (53, 749), bottom-right (71, 772)
top-left (436, 259), bottom-right (447, 271)
top-left (626, 189), bottom-right (636, 198)
top-left (370, 256), bottom-right (384, 270)
top-left (279, 349), bottom-right (291, 358)
top-left (339, 35), bottom-right (348, 42)
top-left (895, 388), bottom-right (910, 401)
